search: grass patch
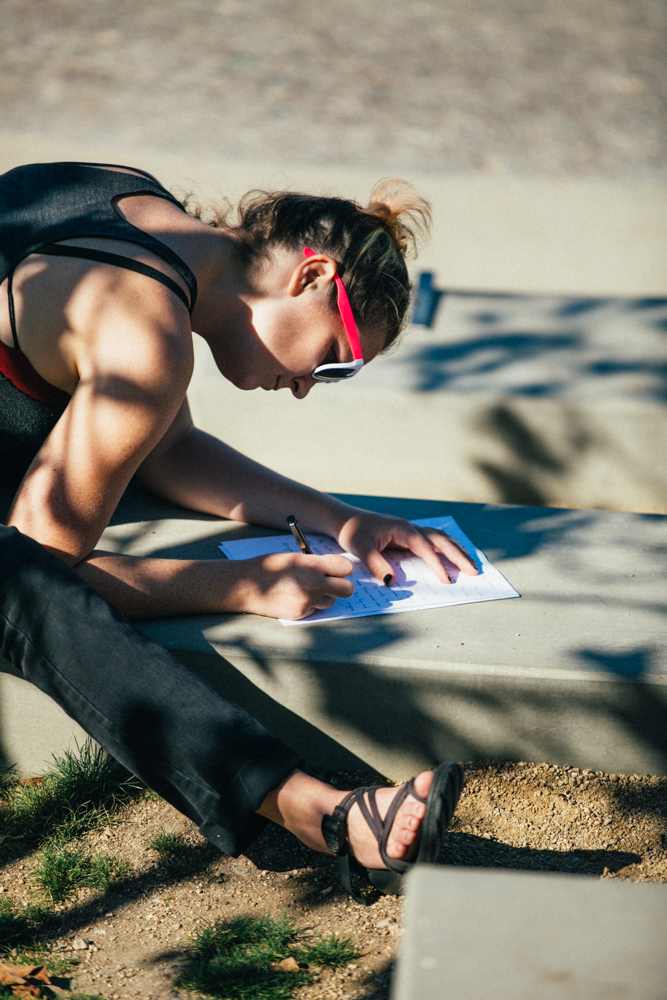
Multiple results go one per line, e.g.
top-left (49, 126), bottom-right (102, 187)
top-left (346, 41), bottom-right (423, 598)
top-left (0, 741), bottom-right (140, 846)
top-left (300, 931), bottom-right (359, 968)
top-left (0, 899), bottom-right (76, 976)
top-left (175, 912), bottom-right (357, 999)
top-left (0, 898), bottom-right (51, 951)
top-left (148, 829), bottom-right (188, 856)
top-left (34, 843), bottom-right (129, 903)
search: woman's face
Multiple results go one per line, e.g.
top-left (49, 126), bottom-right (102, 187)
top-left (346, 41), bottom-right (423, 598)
top-left (217, 250), bottom-right (386, 398)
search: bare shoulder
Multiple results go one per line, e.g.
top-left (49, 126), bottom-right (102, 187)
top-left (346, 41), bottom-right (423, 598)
top-left (72, 262), bottom-right (195, 405)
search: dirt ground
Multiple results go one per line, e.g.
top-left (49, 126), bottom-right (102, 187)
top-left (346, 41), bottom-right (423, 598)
top-left (3, 761), bottom-right (666, 1000)
top-left (1, 0), bottom-right (665, 177)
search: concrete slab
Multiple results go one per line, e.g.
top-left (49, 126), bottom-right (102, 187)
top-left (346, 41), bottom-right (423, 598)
top-left (2, 487), bottom-right (664, 778)
top-left (0, 662), bottom-right (92, 778)
top-left (392, 866), bottom-right (667, 1000)
top-left (187, 294), bottom-right (667, 513)
top-left (1, 131), bottom-right (666, 299)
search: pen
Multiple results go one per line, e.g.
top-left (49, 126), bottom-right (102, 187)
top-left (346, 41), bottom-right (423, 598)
top-left (287, 515), bottom-right (313, 555)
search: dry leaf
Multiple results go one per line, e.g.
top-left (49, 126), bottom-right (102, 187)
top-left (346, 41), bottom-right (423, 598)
top-left (0, 963), bottom-right (52, 997)
top-left (276, 956), bottom-right (300, 972)
top-left (0, 965), bottom-right (25, 986)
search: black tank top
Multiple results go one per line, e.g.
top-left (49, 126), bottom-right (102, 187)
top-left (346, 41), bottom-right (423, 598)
top-left (0, 161), bottom-right (199, 487)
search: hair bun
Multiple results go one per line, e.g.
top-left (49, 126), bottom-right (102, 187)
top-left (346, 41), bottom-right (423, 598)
top-left (361, 179), bottom-right (432, 257)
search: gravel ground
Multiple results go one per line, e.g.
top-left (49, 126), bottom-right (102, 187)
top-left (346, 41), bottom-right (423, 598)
top-left (0, 0), bottom-right (664, 177)
top-left (2, 761), bottom-right (665, 1000)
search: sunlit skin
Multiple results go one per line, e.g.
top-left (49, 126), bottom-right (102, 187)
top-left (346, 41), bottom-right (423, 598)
top-left (0, 167), bottom-right (476, 865)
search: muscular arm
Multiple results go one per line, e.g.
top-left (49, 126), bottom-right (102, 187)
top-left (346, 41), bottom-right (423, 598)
top-left (7, 278), bottom-right (353, 620)
top-left (136, 396), bottom-right (351, 535)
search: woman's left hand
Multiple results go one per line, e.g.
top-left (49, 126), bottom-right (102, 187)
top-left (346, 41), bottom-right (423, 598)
top-left (336, 510), bottom-right (479, 586)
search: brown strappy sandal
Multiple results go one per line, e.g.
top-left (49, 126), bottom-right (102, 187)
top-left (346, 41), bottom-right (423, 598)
top-left (321, 761), bottom-right (464, 904)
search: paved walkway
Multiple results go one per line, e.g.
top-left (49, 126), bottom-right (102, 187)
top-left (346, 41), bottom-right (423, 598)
top-left (1, 0), bottom-right (664, 177)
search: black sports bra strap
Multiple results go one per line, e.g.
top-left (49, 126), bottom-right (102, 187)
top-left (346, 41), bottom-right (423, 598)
top-left (7, 269), bottom-right (19, 349)
top-left (39, 243), bottom-right (193, 315)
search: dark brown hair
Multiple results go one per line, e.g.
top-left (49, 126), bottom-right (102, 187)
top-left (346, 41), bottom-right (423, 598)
top-left (181, 180), bottom-right (431, 350)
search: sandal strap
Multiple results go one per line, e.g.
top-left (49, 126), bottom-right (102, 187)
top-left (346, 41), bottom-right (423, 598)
top-left (321, 779), bottom-right (427, 882)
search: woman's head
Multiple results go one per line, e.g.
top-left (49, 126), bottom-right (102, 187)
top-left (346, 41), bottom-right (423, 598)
top-left (184, 180), bottom-right (431, 355)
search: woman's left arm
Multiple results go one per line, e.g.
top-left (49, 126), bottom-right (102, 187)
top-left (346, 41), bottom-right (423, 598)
top-left (138, 400), bottom-right (478, 585)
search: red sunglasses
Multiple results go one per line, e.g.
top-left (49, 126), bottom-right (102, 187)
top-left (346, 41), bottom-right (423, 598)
top-left (303, 247), bottom-right (364, 382)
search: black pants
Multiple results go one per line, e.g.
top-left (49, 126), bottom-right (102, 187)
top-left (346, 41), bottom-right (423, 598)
top-left (0, 525), bottom-right (301, 855)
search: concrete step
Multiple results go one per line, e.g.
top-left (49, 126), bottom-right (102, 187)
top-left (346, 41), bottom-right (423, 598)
top-left (2, 486), bottom-right (664, 778)
top-left (188, 293), bottom-right (667, 514)
top-left (393, 865), bottom-right (667, 1000)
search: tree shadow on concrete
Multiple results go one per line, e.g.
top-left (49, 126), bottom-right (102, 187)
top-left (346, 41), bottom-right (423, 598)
top-left (124, 493), bottom-right (667, 777)
top-left (474, 402), bottom-right (596, 506)
top-left (405, 294), bottom-right (667, 402)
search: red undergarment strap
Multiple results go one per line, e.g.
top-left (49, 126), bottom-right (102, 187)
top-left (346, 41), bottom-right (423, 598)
top-left (0, 339), bottom-right (71, 406)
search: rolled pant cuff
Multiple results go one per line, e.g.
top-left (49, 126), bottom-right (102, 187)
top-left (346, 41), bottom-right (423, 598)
top-left (199, 741), bottom-right (304, 857)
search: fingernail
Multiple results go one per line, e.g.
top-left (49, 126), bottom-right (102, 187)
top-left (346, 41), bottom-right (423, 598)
top-left (383, 574), bottom-right (392, 587)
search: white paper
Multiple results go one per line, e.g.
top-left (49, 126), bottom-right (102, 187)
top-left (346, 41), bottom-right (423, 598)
top-left (218, 516), bottom-right (520, 626)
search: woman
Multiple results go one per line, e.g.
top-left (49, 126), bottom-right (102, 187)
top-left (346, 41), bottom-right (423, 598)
top-left (0, 161), bottom-right (476, 898)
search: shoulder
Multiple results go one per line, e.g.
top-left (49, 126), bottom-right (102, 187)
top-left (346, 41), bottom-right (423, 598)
top-left (73, 267), bottom-right (194, 405)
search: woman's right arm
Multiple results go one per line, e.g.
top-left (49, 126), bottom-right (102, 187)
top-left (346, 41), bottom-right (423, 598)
top-left (74, 549), bottom-right (353, 621)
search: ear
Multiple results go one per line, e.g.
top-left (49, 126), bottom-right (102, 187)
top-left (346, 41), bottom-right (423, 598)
top-left (287, 253), bottom-right (338, 298)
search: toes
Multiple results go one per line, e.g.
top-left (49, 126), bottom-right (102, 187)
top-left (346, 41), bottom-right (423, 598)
top-left (406, 801), bottom-right (426, 820)
top-left (413, 769), bottom-right (435, 800)
top-left (387, 838), bottom-right (408, 859)
top-left (391, 826), bottom-right (417, 849)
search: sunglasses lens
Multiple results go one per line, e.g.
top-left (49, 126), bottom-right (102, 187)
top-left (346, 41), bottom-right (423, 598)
top-left (315, 367), bottom-right (357, 381)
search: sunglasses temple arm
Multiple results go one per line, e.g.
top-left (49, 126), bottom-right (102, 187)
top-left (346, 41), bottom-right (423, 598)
top-left (335, 275), bottom-right (363, 361)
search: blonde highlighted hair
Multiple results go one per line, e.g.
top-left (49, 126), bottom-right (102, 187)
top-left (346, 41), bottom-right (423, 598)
top-left (181, 180), bottom-right (431, 349)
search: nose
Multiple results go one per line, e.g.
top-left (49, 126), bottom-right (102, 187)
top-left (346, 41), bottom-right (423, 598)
top-left (290, 375), bottom-right (316, 399)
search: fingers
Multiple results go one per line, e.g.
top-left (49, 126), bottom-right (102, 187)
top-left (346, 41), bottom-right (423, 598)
top-left (322, 573), bottom-right (355, 600)
top-left (353, 526), bottom-right (452, 586)
top-left (298, 565), bottom-right (354, 614)
top-left (357, 527), bottom-right (478, 587)
top-left (402, 530), bottom-right (454, 584)
top-left (363, 548), bottom-right (395, 587)
top-left (313, 554), bottom-right (354, 578)
top-left (421, 529), bottom-right (479, 576)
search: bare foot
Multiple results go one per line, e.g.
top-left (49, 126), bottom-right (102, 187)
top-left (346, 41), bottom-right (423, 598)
top-left (256, 769), bottom-right (434, 870)
top-left (345, 770), bottom-right (433, 868)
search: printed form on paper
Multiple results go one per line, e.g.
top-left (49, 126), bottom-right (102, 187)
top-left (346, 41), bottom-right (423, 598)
top-left (218, 516), bottom-right (520, 626)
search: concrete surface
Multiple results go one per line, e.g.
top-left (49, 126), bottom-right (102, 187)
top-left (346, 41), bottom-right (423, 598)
top-left (1, 0), bottom-right (664, 178)
top-left (0, 664), bottom-right (91, 778)
top-left (1, 487), bottom-right (664, 778)
top-left (1, 132), bottom-right (667, 298)
top-left (392, 865), bottom-right (667, 1000)
top-left (187, 293), bottom-right (667, 513)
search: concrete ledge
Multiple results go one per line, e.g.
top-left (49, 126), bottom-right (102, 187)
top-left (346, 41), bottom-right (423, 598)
top-left (393, 866), bottom-right (667, 1000)
top-left (2, 488), bottom-right (665, 778)
top-left (0, 661), bottom-right (91, 777)
top-left (188, 295), bottom-right (667, 514)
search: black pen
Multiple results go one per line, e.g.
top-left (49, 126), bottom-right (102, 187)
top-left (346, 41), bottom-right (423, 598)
top-left (287, 515), bottom-right (313, 555)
